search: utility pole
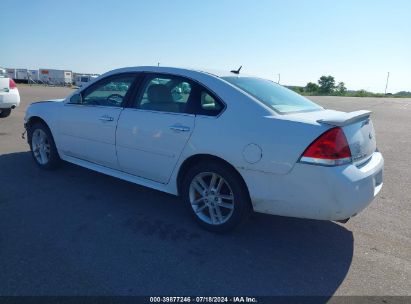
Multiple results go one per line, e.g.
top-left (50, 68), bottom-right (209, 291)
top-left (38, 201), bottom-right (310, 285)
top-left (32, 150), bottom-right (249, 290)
top-left (384, 72), bottom-right (390, 94)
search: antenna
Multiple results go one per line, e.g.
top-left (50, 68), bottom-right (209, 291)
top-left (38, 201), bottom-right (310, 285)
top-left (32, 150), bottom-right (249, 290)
top-left (230, 66), bottom-right (242, 75)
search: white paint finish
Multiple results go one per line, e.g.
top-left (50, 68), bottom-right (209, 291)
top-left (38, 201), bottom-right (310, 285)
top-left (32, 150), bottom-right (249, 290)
top-left (116, 109), bottom-right (195, 183)
top-left (242, 143), bottom-right (262, 164)
top-left (0, 87), bottom-right (20, 109)
top-left (24, 66), bottom-right (385, 222)
top-left (0, 78), bottom-right (9, 91)
top-left (242, 152), bottom-right (384, 221)
top-left (342, 118), bottom-right (376, 165)
top-left (317, 110), bottom-right (371, 127)
top-left (60, 154), bottom-right (174, 194)
top-left (57, 104), bottom-right (122, 169)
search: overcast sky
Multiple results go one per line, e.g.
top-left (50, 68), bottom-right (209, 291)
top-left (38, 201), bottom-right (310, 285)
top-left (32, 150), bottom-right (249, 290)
top-left (2, 0), bottom-right (410, 93)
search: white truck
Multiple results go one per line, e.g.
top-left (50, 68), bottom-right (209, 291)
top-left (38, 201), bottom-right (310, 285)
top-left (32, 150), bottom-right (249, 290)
top-left (0, 68), bottom-right (21, 118)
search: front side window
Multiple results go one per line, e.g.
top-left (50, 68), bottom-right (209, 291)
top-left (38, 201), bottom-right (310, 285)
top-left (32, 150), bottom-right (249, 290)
top-left (134, 75), bottom-right (193, 113)
top-left (222, 76), bottom-right (323, 114)
top-left (77, 75), bottom-right (135, 107)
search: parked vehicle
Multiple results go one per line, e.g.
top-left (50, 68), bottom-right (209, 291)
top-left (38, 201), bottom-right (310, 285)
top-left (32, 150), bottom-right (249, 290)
top-left (24, 66), bottom-right (384, 232)
top-left (73, 74), bottom-right (98, 87)
top-left (0, 70), bottom-right (20, 118)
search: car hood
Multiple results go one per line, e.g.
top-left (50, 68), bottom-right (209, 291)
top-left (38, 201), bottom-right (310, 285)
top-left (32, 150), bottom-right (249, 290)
top-left (32, 99), bottom-right (65, 104)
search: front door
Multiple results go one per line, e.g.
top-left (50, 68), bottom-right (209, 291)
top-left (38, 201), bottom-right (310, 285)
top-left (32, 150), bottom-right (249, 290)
top-left (58, 73), bottom-right (136, 169)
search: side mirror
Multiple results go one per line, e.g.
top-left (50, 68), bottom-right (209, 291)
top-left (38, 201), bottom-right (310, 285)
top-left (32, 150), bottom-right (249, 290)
top-left (69, 93), bottom-right (82, 104)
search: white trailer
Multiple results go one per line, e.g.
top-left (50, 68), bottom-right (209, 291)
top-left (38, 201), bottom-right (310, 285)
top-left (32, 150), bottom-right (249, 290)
top-left (16, 69), bottom-right (29, 81)
top-left (39, 69), bottom-right (73, 85)
top-left (28, 70), bottom-right (39, 82)
top-left (6, 68), bottom-right (16, 79)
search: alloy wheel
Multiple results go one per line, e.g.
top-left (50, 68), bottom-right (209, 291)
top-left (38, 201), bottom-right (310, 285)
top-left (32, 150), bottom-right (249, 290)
top-left (189, 172), bottom-right (235, 225)
top-left (32, 129), bottom-right (51, 165)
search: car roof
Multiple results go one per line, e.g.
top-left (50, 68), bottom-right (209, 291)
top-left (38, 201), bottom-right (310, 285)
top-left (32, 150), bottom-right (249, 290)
top-left (103, 66), bottom-right (252, 79)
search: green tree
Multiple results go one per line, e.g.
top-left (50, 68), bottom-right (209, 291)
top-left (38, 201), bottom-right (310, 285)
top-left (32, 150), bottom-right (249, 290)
top-left (336, 82), bottom-right (347, 95)
top-left (318, 75), bottom-right (336, 94)
top-left (305, 82), bottom-right (319, 94)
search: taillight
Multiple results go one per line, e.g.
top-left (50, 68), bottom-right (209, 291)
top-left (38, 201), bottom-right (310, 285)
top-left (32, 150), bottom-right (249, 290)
top-left (300, 127), bottom-right (352, 166)
top-left (9, 79), bottom-right (17, 89)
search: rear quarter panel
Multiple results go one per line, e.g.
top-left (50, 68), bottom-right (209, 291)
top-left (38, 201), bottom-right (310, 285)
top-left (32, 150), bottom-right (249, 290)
top-left (176, 88), bottom-right (331, 177)
top-left (0, 78), bottom-right (9, 91)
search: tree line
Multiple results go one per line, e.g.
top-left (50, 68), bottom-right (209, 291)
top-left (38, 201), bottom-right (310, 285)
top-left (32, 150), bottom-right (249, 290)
top-left (288, 75), bottom-right (411, 98)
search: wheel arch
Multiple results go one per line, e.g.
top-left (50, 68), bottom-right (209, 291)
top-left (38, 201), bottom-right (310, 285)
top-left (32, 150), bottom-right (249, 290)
top-left (26, 116), bottom-right (54, 143)
top-left (26, 116), bottom-right (49, 127)
top-left (176, 154), bottom-right (251, 201)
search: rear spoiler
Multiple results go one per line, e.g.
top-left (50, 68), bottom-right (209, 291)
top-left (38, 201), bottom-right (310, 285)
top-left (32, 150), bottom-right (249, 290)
top-left (317, 110), bottom-right (371, 127)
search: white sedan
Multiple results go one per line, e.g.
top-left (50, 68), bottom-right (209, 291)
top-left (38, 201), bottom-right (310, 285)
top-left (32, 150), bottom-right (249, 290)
top-left (0, 68), bottom-right (20, 118)
top-left (24, 66), bottom-right (384, 232)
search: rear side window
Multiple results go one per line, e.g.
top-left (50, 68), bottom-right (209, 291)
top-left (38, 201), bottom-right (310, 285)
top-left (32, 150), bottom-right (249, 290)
top-left (191, 89), bottom-right (224, 116)
top-left (201, 92), bottom-right (222, 111)
top-left (222, 76), bottom-right (323, 114)
top-left (133, 75), bottom-right (193, 113)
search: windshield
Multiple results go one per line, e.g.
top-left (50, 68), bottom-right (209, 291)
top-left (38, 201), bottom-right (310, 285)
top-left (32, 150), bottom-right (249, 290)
top-left (222, 76), bottom-right (323, 114)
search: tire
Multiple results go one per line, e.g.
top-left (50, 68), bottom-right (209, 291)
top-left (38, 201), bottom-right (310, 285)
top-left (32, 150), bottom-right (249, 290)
top-left (0, 109), bottom-right (11, 118)
top-left (181, 161), bottom-right (251, 233)
top-left (28, 122), bottom-right (61, 170)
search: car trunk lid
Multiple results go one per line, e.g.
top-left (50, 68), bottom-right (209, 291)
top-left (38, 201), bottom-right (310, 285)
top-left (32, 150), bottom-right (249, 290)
top-left (0, 78), bottom-right (9, 92)
top-left (317, 110), bottom-right (376, 165)
top-left (282, 109), bottom-right (377, 166)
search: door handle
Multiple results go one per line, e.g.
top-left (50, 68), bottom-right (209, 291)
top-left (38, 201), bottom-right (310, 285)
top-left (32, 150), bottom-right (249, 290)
top-left (99, 115), bottom-right (114, 122)
top-left (169, 124), bottom-right (190, 132)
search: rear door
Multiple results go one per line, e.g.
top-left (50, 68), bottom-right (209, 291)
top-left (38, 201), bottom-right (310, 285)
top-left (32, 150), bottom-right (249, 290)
top-left (58, 73), bottom-right (137, 169)
top-left (116, 73), bottom-right (195, 183)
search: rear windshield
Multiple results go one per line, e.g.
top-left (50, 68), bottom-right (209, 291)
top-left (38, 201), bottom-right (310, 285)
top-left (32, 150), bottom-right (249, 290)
top-left (222, 76), bottom-right (323, 114)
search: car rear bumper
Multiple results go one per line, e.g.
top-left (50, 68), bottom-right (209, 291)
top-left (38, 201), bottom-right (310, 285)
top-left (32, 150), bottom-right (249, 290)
top-left (240, 151), bottom-right (384, 221)
top-left (0, 90), bottom-right (20, 109)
